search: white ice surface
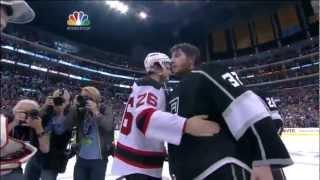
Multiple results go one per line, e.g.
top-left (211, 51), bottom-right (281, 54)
top-left (21, 135), bottom-right (318, 180)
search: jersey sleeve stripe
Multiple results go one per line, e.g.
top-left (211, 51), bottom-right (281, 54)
top-left (136, 108), bottom-right (157, 135)
top-left (222, 90), bottom-right (271, 140)
top-left (250, 125), bottom-right (267, 160)
top-left (252, 158), bottom-right (294, 167)
top-left (114, 153), bottom-right (163, 169)
top-left (192, 70), bottom-right (235, 101)
top-left (114, 142), bottom-right (166, 169)
top-left (270, 111), bottom-right (282, 121)
top-left (116, 142), bottom-right (166, 156)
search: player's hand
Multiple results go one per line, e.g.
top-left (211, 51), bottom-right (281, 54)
top-left (185, 115), bottom-right (220, 137)
top-left (250, 165), bottom-right (274, 180)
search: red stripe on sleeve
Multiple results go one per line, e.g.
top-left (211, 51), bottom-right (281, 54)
top-left (136, 108), bottom-right (157, 135)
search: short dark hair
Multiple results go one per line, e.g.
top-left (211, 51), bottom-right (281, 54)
top-left (170, 43), bottom-right (201, 65)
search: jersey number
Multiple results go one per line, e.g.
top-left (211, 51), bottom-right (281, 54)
top-left (120, 92), bottom-right (158, 135)
top-left (222, 72), bottom-right (243, 87)
top-left (266, 97), bottom-right (277, 108)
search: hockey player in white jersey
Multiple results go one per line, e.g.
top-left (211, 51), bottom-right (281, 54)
top-left (112, 52), bottom-right (220, 180)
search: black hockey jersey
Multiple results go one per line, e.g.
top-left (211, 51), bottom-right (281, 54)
top-left (168, 63), bottom-right (292, 180)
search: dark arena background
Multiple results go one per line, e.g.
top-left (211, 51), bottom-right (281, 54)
top-left (0, 0), bottom-right (319, 179)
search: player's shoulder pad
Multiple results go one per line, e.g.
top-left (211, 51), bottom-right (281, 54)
top-left (191, 62), bottom-right (247, 99)
top-left (189, 62), bottom-right (232, 84)
top-left (199, 62), bottom-right (231, 76)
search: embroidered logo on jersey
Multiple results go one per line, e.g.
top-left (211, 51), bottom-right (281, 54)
top-left (169, 97), bottom-right (179, 114)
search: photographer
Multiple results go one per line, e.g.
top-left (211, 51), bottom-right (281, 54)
top-left (64, 86), bottom-right (114, 180)
top-left (24, 89), bottom-right (72, 180)
top-left (9, 100), bottom-right (50, 153)
top-left (1, 99), bottom-right (47, 180)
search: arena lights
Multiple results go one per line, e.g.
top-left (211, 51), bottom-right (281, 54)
top-left (105, 1), bottom-right (129, 14)
top-left (1, 45), bottom-right (179, 83)
top-left (138, 11), bottom-right (148, 19)
top-left (21, 88), bottom-right (37, 92)
top-left (17, 62), bottom-right (30, 68)
top-left (1, 59), bottom-right (92, 82)
top-left (31, 65), bottom-right (48, 72)
top-left (49, 70), bottom-right (58, 74)
top-left (1, 58), bottom-right (15, 64)
top-left (113, 84), bottom-right (131, 89)
top-left (246, 75), bottom-right (255, 78)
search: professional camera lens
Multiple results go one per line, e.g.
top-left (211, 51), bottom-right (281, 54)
top-left (76, 95), bottom-right (87, 108)
top-left (53, 97), bottom-right (65, 106)
top-left (27, 109), bottom-right (40, 120)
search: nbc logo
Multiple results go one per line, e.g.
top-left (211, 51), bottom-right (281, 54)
top-left (67, 11), bottom-right (91, 30)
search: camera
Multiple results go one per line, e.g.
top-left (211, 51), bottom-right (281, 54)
top-left (19, 109), bottom-right (40, 125)
top-left (27, 109), bottom-right (40, 120)
top-left (53, 97), bottom-right (65, 106)
top-left (13, 109), bottom-right (40, 141)
top-left (76, 95), bottom-right (90, 109)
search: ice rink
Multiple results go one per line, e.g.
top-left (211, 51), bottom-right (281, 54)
top-left (281, 134), bottom-right (319, 180)
top-left (50, 132), bottom-right (319, 180)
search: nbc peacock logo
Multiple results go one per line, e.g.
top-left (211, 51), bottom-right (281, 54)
top-left (67, 11), bottom-right (91, 30)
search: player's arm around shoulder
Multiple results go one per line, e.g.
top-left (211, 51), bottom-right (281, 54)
top-left (133, 88), bottom-right (220, 145)
top-left (140, 109), bottom-right (221, 145)
top-left (184, 115), bottom-right (220, 137)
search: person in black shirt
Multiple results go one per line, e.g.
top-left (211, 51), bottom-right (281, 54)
top-left (24, 89), bottom-right (72, 180)
top-left (167, 43), bottom-right (293, 180)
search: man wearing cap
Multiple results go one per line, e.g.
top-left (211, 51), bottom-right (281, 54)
top-left (0, 1), bottom-right (36, 180)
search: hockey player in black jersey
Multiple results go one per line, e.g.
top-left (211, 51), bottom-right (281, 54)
top-left (257, 91), bottom-right (286, 180)
top-left (167, 43), bottom-right (293, 180)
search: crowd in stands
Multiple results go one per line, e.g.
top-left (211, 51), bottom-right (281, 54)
top-left (227, 36), bottom-right (319, 70)
top-left (233, 39), bottom-right (319, 88)
top-left (0, 68), bottom-right (127, 130)
top-left (1, 63), bottom-right (318, 129)
top-left (276, 86), bottom-right (319, 128)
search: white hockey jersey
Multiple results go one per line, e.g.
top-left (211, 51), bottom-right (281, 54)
top-left (112, 78), bottom-right (186, 178)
